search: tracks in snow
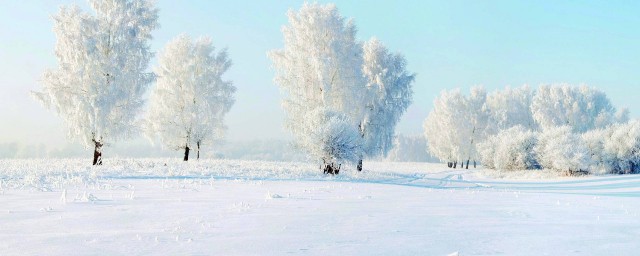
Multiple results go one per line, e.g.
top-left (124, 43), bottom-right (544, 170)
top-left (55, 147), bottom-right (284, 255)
top-left (96, 169), bottom-right (640, 198)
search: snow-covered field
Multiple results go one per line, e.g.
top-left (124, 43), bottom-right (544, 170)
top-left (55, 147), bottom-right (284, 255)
top-left (1, 159), bottom-right (639, 255)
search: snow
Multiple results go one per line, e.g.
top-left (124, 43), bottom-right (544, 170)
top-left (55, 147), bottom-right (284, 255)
top-left (1, 159), bottom-right (640, 255)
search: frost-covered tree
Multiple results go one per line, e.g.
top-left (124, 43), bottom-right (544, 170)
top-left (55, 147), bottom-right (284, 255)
top-left (424, 89), bottom-right (463, 167)
top-left (269, 3), bottom-right (364, 173)
top-left (477, 126), bottom-right (539, 171)
top-left (423, 87), bottom-right (488, 168)
top-left (303, 109), bottom-right (363, 174)
top-left (535, 126), bottom-right (591, 175)
top-left (600, 121), bottom-right (640, 174)
top-left (270, 3), bottom-right (413, 174)
top-left (461, 87), bottom-right (489, 168)
top-left (581, 128), bottom-right (607, 174)
top-left (359, 38), bottom-right (415, 169)
top-left (485, 85), bottom-right (537, 134)
top-left (33, 0), bottom-right (158, 165)
top-left (146, 34), bottom-right (234, 161)
top-left (531, 84), bottom-right (628, 133)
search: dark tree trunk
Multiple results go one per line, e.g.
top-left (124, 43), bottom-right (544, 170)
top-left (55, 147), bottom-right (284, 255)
top-left (357, 159), bottom-right (363, 171)
top-left (474, 161), bottom-right (477, 168)
top-left (466, 160), bottom-right (470, 169)
top-left (453, 161), bottom-right (457, 169)
top-left (92, 141), bottom-right (103, 166)
top-left (197, 141), bottom-right (200, 160)
top-left (323, 163), bottom-right (340, 175)
top-left (447, 162), bottom-right (452, 168)
top-left (184, 146), bottom-right (190, 161)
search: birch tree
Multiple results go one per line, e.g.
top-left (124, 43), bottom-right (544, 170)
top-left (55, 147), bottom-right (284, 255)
top-left (270, 3), bottom-right (413, 174)
top-left (423, 87), bottom-right (488, 168)
top-left (146, 34), bottom-right (235, 161)
top-left (33, 0), bottom-right (158, 165)
top-left (359, 38), bottom-right (415, 170)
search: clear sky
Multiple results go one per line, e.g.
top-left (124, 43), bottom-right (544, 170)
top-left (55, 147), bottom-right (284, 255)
top-left (1, 0), bottom-right (639, 149)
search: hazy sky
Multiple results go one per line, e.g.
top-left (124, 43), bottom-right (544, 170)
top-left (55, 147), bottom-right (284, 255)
top-left (1, 0), bottom-right (639, 148)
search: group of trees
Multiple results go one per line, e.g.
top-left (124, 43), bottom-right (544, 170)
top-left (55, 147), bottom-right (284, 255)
top-left (33, 0), bottom-right (235, 165)
top-left (34, 1), bottom-right (412, 173)
top-left (269, 3), bottom-right (414, 174)
top-left (425, 84), bottom-right (634, 175)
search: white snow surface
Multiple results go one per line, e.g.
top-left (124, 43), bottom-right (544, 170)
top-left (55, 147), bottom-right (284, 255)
top-left (1, 159), bottom-right (640, 255)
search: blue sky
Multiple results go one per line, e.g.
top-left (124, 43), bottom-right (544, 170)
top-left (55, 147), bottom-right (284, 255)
top-left (1, 0), bottom-right (639, 148)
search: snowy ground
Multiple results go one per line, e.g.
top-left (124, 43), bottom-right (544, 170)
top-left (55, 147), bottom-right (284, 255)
top-left (1, 159), bottom-right (640, 255)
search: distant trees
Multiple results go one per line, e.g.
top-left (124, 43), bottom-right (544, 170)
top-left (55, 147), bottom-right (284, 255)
top-left (33, 0), bottom-right (159, 165)
top-left (385, 135), bottom-right (436, 162)
top-left (425, 84), bottom-right (632, 175)
top-left (145, 34), bottom-right (235, 161)
top-left (270, 3), bottom-right (413, 174)
top-left (531, 84), bottom-right (628, 133)
top-left (477, 126), bottom-right (538, 171)
top-left (584, 121), bottom-right (640, 174)
top-left (423, 87), bottom-right (487, 169)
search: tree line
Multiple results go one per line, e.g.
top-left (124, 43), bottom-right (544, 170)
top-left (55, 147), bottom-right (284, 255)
top-left (424, 85), bottom-right (633, 175)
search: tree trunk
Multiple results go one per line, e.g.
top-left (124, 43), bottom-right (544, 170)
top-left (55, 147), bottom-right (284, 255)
top-left (474, 161), bottom-right (477, 168)
top-left (447, 162), bottom-right (452, 168)
top-left (453, 161), bottom-right (457, 169)
top-left (466, 160), bottom-right (470, 169)
top-left (197, 141), bottom-right (200, 160)
top-left (323, 163), bottom-right (340, 175)
top-left (183, 146), bottom-right (190, 161)
top-left (357, 159), bottom-right (363, 171)
top-left (92, 141), bottom-right (103, 166)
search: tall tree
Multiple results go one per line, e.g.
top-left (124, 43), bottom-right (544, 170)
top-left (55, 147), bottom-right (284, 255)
top-left (33, 0), bottom-right (158, 165)
top-left (270, 4), bottom-right (413, 174)
top-left (423, 87), bottom-right (488, 168)
top-left (269, 3), bottom-right (366, 174)
top-left (146, 34), bottom-right (235, 161)
top-left (359, 38), bottom-right (415, 170)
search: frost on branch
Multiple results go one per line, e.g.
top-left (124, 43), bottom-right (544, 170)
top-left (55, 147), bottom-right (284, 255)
top-left (485, 85), bottom-right (537, 134)
top-left (361, 38), bottom-right (415, 159)
top-left (32, 0), bottom-right (159, 165)
top-left (599, 121), bottom-right (640, 174)
top-left (145, 34), bottom-right (235, 161)
top-left (535, 126), bottom-right (591, 175)
top-left (531, 84), bottom-right (627, 133)
top-left (477, 126), bottom-right (539, 171)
